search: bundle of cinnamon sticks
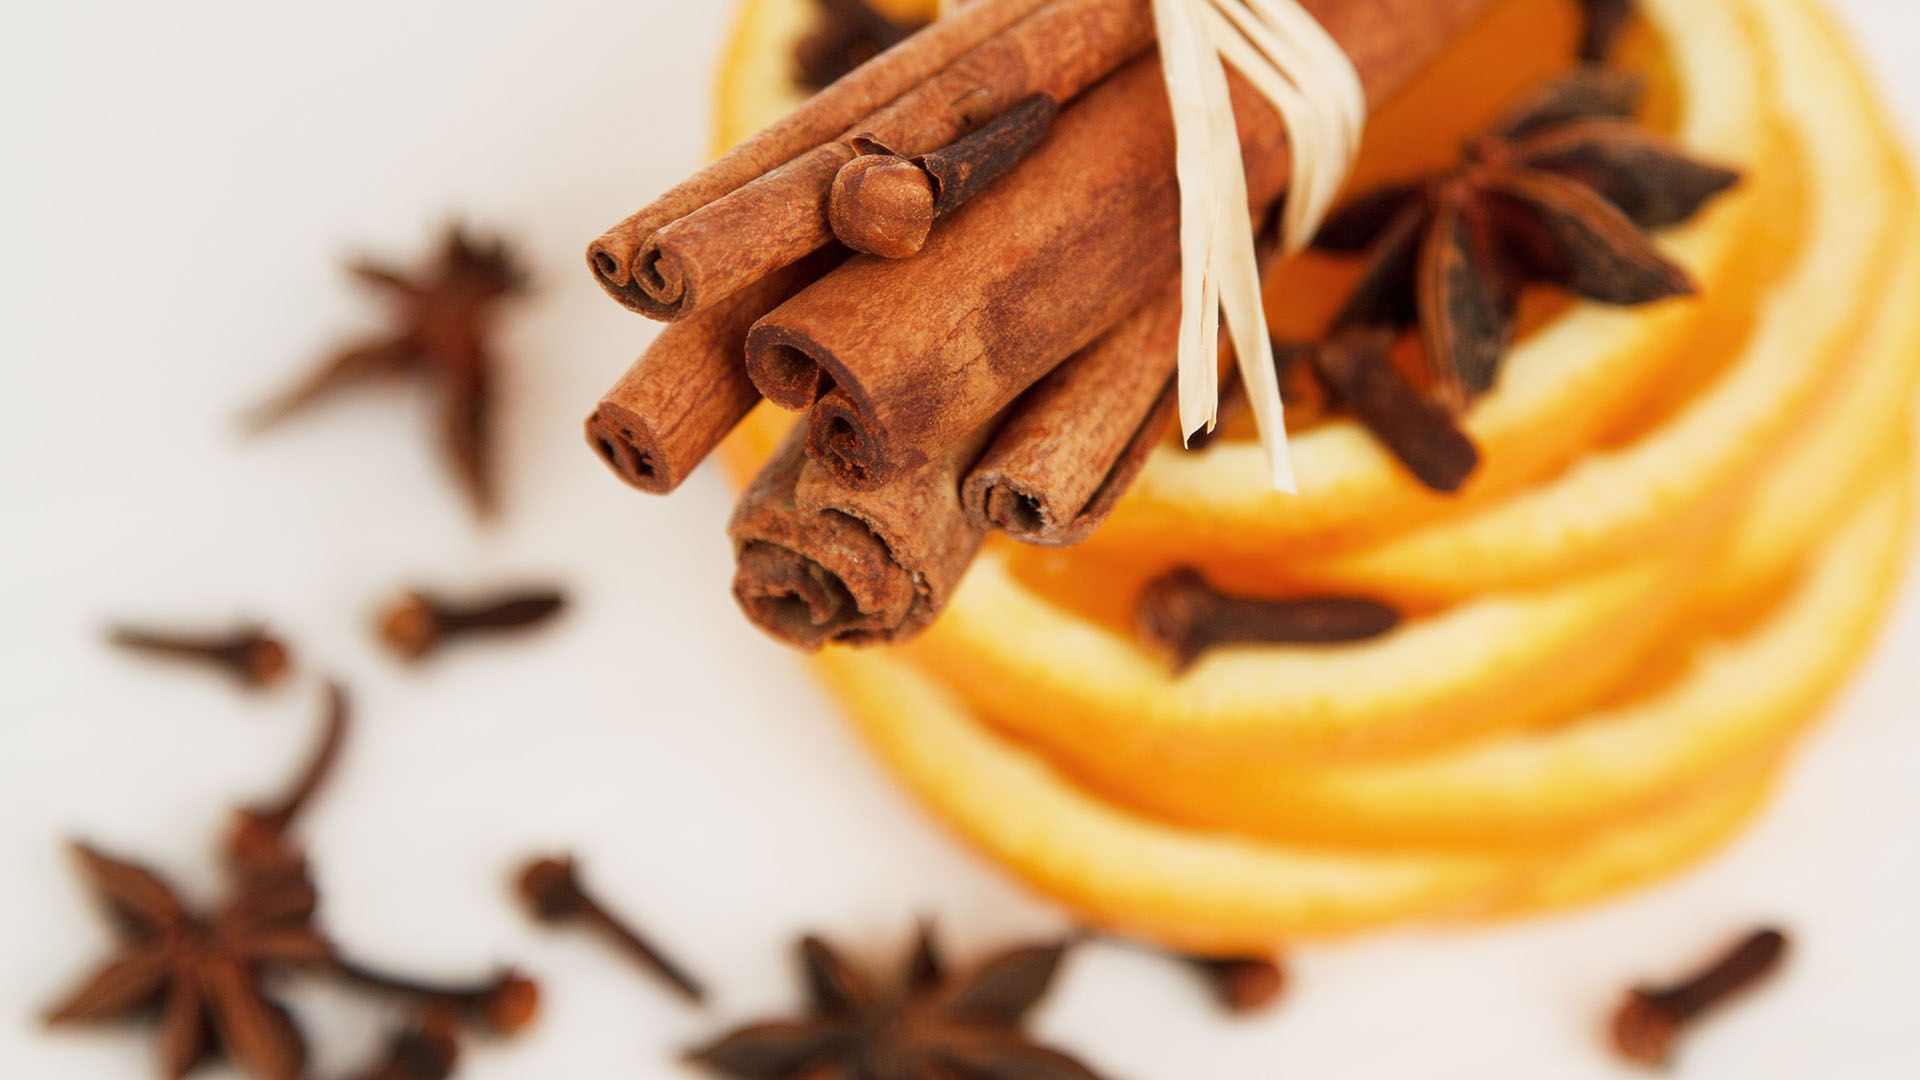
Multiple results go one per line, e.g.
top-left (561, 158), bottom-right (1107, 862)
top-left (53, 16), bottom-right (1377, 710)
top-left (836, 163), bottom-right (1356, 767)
top-left (584, 0), bottom-right (1497, 649)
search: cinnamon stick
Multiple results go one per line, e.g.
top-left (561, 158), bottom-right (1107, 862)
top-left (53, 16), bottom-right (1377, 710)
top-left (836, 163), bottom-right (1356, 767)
top-left (585, 250), bottom-right (843, 494)
top-left (751, 0), bottom-right (1500, 491)
top-left (586, 0), bottom-right (1056, 314)
top-left (638, 0), bottom-right (1157, 326)
top-left (831, 94), bottom-right (1061, 259)
top-left (729, 422), bottom-right (989, 649)
top-left (962, 282), bottom-right (1181, 544)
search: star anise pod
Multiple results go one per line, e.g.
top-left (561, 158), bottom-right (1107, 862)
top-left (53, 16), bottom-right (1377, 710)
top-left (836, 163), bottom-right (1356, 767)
top-left (247, 225), bottom-right (528, 517)
top-left (42, 842), bottom-right (328, 1080)
top-left (688, 926), bottom-right (1103, 1080)
top-left (794, 0), bottom-right (929, 90)
top-left (1314, 68), bottom-right (1740, 416)
top-left (1576, 0), bottom-right (1635, 62)
top-left (44, 686), bottom-right (349, 1080)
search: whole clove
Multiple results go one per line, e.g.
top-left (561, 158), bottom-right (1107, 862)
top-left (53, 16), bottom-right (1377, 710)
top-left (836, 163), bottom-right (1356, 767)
top-left (348, 1008), bottom-right (462, 1080)
top-left (831, 94), bottom-right (1061, 258)
top-left (1610, 926), bottom-right (1789, 1068)
top-left (1188, 955), bottom-right (1288, 1014)
top-left (1137, 568), bottom-right (1401, 671)
top-left (107, 622), bottom-right (291, 690)
top-left (516, 854), bottom-right (706, 1003)
top-left (332, 958), bottom-right (540, 1036)
top-left (226, 681), bottom-right (350, 870)
top-left (376, 586), bottom-right (567, 661)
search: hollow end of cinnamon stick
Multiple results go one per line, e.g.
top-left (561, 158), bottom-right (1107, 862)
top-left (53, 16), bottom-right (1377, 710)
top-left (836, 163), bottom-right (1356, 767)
top-left (980, 482), bottom-right (1055, 539)
top-left (733, 541), bottom-right (870, 651)
top-left (808, 391), bottom-right (895, 490)
top-left (584, 405), bottom-right (671, 495)
top-left (830, 155), bottom-right (936, 258)
top-left (588, 244), bottom-right (626, 288)
top-left (631, 243), bottom-right (687, 318)
top-left (586, 225), bottom-right (666, 315)
top-left (745, 324), bottom-right (837, 410)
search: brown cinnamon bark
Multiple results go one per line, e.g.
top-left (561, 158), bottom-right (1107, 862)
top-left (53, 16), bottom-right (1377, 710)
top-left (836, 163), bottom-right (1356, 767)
top-left (585, 251), bottom-right (841, 495)
top-left (729, 422), bottom-right (989, 649)
top-left (750, 0), bottom-right (1500, 491)
top-left (585, 0), bottom-right (1055, 315)
top-left (963, 283), bottom-right (1181, 545)
top-left (831, 94), bottom-right (1061, 259)
top-left (641, 0), bottom-right (1157, 328)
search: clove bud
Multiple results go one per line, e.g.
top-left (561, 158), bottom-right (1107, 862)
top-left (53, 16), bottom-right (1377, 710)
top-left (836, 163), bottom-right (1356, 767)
top-left (376, 587), bottom-right (566, 661)
top-left (108, 622), bottom-right (291, 689)
top-left (830, 94), bottom-right (1060, 259)
top-left (1136, 568), bottom-right (1400, 672)
top-left (227, 681), bottom-right (349, 869)
top-left (1610, 926), bottom-right (1789, 1068)
top-left (334, 958), bottom-right (540, 1036)
top-left (1188, 955), bottom-right (1288, 1014)
top-left (516, 854), bottom-right (705, 1003)
top-left (350, 1007), bottom-right (461, 1080)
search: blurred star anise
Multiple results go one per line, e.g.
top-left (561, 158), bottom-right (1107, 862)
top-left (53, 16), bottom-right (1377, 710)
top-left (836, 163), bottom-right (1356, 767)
top-left (795, 0), bottom-right (929, 90)
top-left (247, 225), bottom-right (528, 517)
top-left (1576, 0), bottom-right (1635, 62)
top-left (43, 687), bottom-right (348, 1080)
top-left (43, 842), bottom-right (327, 1080)
top-left (687, 926), bottom-right (1102, 1080)
top-left (1315, 68), bottom-right (1740, 414)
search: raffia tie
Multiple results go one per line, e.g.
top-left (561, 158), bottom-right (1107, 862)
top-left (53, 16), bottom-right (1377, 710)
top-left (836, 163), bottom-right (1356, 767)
top-left (938, 0), bottom-right (1366, 491)
top-left (1152, 0), bottom-right (1365, 492)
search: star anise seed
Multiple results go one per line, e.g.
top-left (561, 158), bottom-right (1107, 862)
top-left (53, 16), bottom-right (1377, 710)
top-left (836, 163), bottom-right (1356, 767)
top-left (246, 225), bottom-right (527, 517)
top-left (1288, 330), bottom-right (1482, 492)
top-left (688, 926), bottom-right (1102, 1080)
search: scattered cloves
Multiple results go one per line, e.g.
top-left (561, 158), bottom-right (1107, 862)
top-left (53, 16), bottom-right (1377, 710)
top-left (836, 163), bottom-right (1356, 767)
top-left (228, 681), bottom-right (349, 868)
top-left (1188, 955), bottom-right (1288, 1015)
top-left (516, 854), bottom-right (706, 1003)
top-left (377, 586), bottom-right (567, 661)
top-left (107, 622), bottom-right (292, 690)
top-left (1137, 568), bottom-right (1401, 671)
top-left (349, 1007), bottom-right (462, 1080)
top-left (1610, 926), bottom-right (1789, 1068)
top-left (333, 958), bottom-right (541, 1036)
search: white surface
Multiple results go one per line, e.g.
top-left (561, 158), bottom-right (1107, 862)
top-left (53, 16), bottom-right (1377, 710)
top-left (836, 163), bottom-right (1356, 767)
top-left (1, 1), bottom-right (1917, 1077)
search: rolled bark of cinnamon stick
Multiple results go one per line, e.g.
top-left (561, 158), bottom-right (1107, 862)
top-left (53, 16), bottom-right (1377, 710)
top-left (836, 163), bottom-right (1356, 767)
top-left (730, 422), bottom-right (990, 649)
top-left (585, 251), bottom-right (843, 495)
top-left (639, 0), bottom-right (1158, 327)
top-left (586, 0), bottom-right (1055, 315)
top-left (962, 282), bottom-right (1182, 544)
top-left (759, 0), bottom-right (1501, 491)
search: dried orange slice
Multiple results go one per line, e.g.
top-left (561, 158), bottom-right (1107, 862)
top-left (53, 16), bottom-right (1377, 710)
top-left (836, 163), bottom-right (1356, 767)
top-left (816, 639), bottom-right (1788, 951)
top-left (1045, 467), bottom-right (1912, 849)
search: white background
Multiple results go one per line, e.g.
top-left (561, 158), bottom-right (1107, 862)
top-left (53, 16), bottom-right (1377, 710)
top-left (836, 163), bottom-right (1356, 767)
top-left (1, 1), bottom-right (1916, 1077)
